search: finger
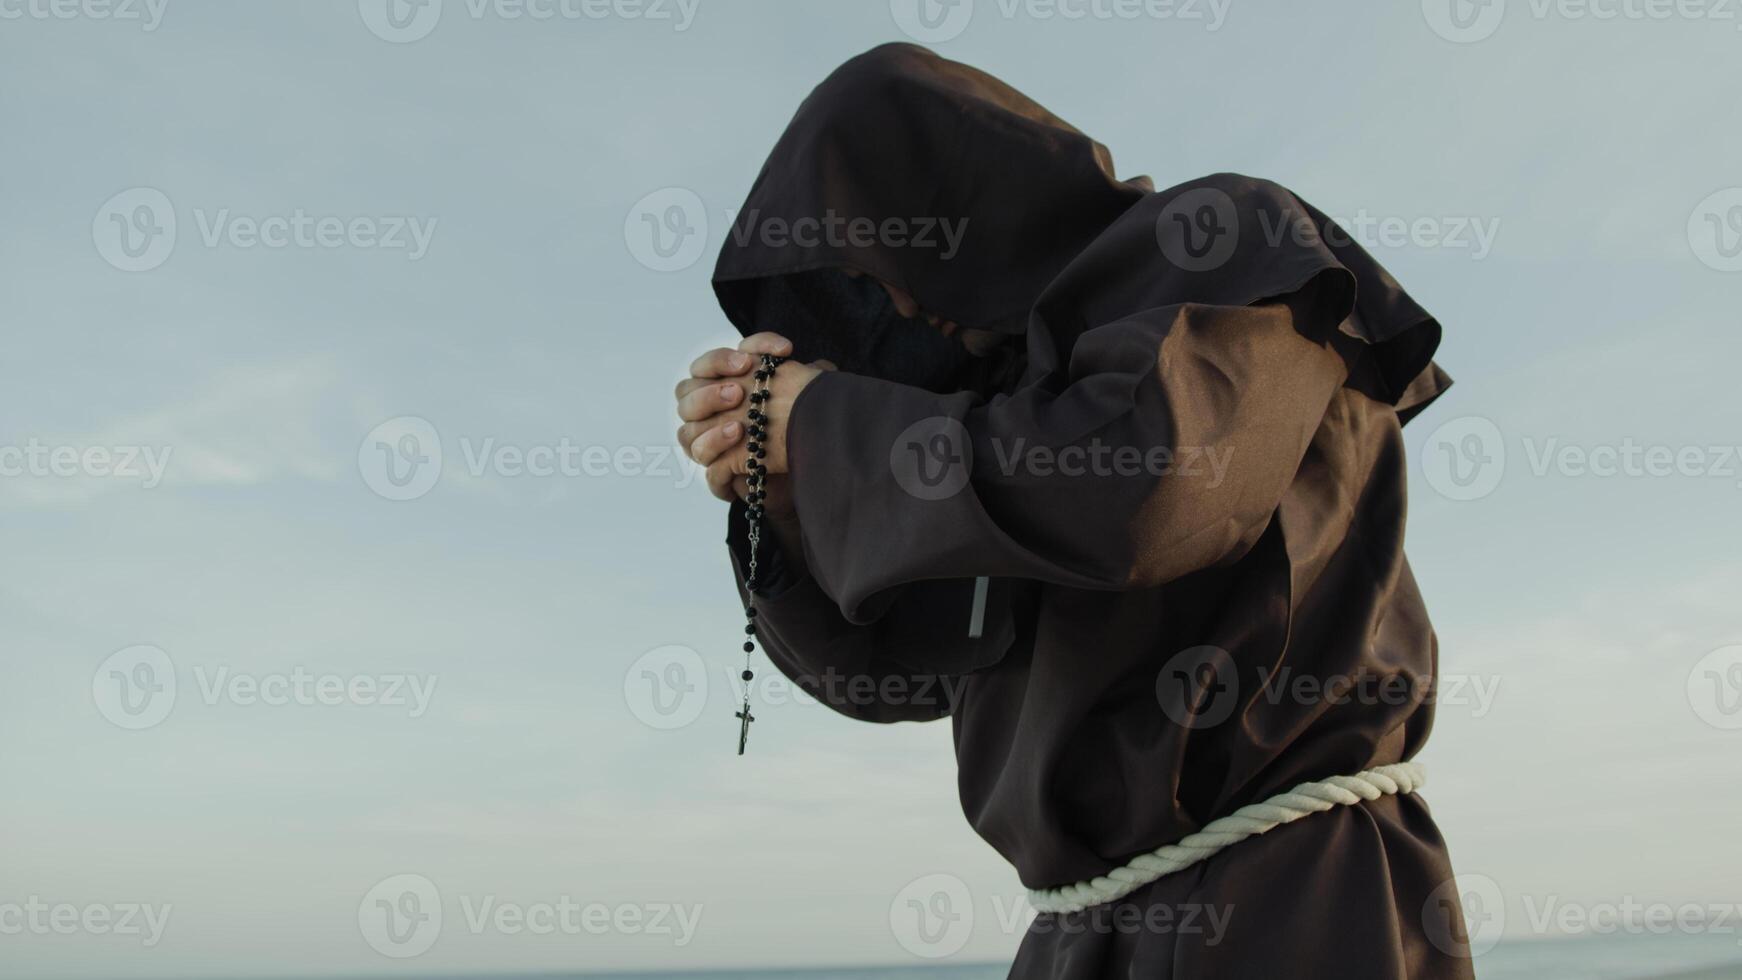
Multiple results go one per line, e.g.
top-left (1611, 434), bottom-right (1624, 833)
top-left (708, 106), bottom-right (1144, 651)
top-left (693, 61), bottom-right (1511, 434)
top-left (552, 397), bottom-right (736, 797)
top-left (677, 416), bottom-right (733, 460)
top-left (689, 347), bottom-right (755, 380)
top-left (706, 460), bottom-right (737, 502)
top-left (737, 332), bottom-right (794, 357)
top-left (689, 419), bottom-right (744, 467)
top-left (676, 381), bottom-right (743, 422)
top-left (680, 417), bottom-right (739, 462)
top-left (731, 475), bottom-right (752, 501)
top-left (811, 358), bottom-right (838, 372)
top-left (674, 376), bottom-right (714, 400)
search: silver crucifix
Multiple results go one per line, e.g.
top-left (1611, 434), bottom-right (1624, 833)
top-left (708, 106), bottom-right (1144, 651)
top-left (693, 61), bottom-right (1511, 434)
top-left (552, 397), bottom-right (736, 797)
top-left (735, 702), bottom-right (755, 755)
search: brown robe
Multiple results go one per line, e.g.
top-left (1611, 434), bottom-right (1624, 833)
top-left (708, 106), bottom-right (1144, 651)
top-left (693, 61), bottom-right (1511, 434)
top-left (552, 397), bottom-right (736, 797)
top-left (712, 43), bottom-right (1472, 979)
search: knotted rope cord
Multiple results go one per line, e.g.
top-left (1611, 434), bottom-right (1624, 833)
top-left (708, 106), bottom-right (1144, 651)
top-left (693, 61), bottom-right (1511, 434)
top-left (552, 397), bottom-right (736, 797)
top-left (1026, 762), bottom-right (1427, 914)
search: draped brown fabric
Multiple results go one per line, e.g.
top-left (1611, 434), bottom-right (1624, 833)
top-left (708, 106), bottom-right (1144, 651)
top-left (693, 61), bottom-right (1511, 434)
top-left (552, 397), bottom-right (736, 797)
top-left (713, 43), bottom-right (1471, 979)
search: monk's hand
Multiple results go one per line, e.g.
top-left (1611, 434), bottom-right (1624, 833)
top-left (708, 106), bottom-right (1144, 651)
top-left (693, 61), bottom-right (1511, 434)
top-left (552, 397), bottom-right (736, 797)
top-left (676, 332), bottom-right (830, 501)
top-left (676, 332), bottom-right (792, 491)
top-left (703, 349), bottom-right (828, 501)
top-left (689, 337), bottom-right (825, 501)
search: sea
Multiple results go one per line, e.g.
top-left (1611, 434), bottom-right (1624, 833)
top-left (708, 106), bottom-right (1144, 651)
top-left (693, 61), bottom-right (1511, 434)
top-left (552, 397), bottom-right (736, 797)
top-left (327, 932), bottom-right (1742, 980)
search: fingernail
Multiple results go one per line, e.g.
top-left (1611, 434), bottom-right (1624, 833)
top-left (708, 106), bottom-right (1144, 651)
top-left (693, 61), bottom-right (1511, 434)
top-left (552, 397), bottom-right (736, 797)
top-left (722, 383), bottom-right (740, 400)
top-left (732, 353), bottom-right (751, 370)
top-left (725, 422), bottom-right (740, 437)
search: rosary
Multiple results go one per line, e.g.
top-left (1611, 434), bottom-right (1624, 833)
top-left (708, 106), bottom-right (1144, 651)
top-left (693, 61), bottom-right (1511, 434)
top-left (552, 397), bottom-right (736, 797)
top-left (736, 352), bottom-right (784, 756)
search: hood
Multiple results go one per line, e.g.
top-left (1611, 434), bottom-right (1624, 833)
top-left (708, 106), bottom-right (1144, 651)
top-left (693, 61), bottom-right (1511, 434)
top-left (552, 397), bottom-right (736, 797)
top-left (712, 42), bottom-right (1145, 361)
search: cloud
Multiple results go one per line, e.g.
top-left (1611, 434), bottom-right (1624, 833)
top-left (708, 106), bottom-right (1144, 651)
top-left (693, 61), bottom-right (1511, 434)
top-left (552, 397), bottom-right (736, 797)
top-left (0, 358), bottom-right (344, 507)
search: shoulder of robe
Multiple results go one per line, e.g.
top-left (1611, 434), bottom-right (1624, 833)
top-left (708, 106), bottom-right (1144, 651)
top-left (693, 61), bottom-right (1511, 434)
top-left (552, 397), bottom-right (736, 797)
top-left (1061, 172), bottom-right (1452, 422)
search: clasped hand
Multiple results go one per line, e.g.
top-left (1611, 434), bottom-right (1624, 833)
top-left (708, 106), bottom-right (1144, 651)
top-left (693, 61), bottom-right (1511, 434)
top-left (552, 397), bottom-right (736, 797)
top-left (674, 331), bottom-right (832, 507)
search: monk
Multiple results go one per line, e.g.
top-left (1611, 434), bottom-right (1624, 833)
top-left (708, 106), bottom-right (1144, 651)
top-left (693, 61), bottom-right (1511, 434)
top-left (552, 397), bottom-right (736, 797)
top-left (674, 43), bottom-right (1471, 978)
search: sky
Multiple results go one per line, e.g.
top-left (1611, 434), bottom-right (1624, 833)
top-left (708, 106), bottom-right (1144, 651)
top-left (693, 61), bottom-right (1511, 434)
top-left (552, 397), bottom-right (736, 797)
top-left (2, 1), bottom-right (1741, 977)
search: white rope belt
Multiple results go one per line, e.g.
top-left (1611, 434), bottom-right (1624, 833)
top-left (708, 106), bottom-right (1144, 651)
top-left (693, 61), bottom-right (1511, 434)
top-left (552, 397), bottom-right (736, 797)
top-left (1026, 762), bottom-right (1427, 914)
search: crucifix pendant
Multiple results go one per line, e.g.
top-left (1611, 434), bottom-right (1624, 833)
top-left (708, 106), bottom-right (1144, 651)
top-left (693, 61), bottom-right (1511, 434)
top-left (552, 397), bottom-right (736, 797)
top-left (735, 701), bottom-right (755, 755)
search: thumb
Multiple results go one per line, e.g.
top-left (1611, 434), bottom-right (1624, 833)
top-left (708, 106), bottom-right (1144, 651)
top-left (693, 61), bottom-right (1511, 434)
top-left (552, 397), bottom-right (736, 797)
top-left (738, 332), bottom-right (794, 357)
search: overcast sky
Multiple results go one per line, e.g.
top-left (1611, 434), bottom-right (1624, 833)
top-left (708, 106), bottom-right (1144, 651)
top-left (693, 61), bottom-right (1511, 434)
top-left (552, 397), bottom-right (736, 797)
top-left (3, 1), bottom-right (1741, 977)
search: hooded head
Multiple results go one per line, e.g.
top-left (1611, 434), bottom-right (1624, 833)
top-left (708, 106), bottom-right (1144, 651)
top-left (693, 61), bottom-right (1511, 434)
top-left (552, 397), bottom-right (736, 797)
top-left (712, 43), bottom-right (1144, 392)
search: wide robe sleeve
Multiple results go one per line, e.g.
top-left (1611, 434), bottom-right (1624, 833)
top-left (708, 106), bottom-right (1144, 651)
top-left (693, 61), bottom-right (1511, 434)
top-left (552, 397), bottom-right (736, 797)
top-left (725, 500), bottom-right (1012, 723)
top-left (785, 295), bottom-right (1351, 623)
